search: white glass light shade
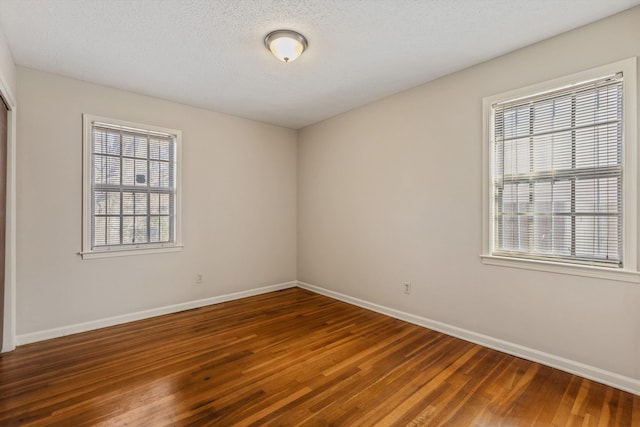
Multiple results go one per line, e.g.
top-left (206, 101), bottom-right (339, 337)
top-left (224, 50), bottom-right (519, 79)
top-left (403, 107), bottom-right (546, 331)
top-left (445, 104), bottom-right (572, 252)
top-left (264, 30), bottom-right (308, 63)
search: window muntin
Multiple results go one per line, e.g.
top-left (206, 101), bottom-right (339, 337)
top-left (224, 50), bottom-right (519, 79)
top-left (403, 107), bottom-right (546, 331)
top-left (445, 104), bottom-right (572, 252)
top-left (82, 115), bottom-right (182, 258)
top-left (491, 75), bottom-right (623, 267)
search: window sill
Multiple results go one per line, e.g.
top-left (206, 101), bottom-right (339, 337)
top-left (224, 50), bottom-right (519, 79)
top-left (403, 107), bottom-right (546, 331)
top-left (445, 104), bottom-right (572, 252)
top-left (480, 255), bottom-right (640, 283)
top-left (80, 244), bottom-right (183, 260)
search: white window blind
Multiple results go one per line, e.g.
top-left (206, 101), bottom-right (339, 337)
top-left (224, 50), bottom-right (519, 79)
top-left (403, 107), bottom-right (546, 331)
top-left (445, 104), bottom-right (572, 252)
top-left (82, 115), bottom-right (182, 258)
top-left (491, 74), bottom-right (623, 267)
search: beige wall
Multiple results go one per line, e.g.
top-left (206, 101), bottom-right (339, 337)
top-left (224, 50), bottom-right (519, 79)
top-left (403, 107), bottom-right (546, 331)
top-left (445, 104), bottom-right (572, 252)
top-left (298, 7), bottom-right (640, 382)
top-left (16, 67), bottom-right (297, 335)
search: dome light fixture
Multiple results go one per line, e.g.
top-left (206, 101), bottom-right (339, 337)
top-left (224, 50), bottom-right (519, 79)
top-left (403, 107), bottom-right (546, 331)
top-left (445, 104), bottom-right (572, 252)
top-left (264, 29), bottom-right (308, 63)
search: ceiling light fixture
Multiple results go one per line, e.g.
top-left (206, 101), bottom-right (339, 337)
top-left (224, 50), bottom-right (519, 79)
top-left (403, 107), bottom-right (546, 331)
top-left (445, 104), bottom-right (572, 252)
top-left (264, 30), bottom-right (308, 63)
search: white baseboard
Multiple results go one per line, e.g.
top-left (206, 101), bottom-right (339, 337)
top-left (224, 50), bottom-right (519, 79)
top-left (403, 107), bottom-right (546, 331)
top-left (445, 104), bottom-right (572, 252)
top-left (16, 281), bottom-right (297, 346)
top-left (297, 281), bottom-right (640, 396)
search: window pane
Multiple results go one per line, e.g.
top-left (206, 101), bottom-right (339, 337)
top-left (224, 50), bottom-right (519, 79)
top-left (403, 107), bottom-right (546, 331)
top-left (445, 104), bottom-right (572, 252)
top-left (502, 106), bottom-right (530, 139)
top-left (107, 157), bottom-right (120, 185)
top-left (532, 130), bottom-right (572, 172)
top-left (93, 129), bottom-right (106, 155)
top-left (160, 194), bottom-right (170, 215)
top-left (122, 158), bottom-right (134, 186)
top-left (106, 217), bottom-right (120, 245)
top-left (150, 216), bottom-right (160, 242)
top-left (105, 131), bottom-right (121, 155)
top-left (94, 191), bottom-right (107, 215)
top-left (552, 216), bottom-right (571, 255)
top-left (107, 192), bottom-right (121, 215)
top-left (135, 159), bottom-right (148, 186)
top-left (533, 215), bottom-right (552, 253)
top-left (122, 192), bottom-right (134, 215)
top-left (160, 216), bottom-right (170, 241)
top-left (93, 155), bottom-right (107, 185)
top-left (159, 140), bottom-right (171, 161)
top-left (94, 217), bottom-right (106, 246)
top-left (575, 216), bottom-right (620, 260)
top-left (148, 215), bottom-right (171, 243)
top-left (503, 137), bottom-right (530, 175)
top-left (532, 96), bottom-right (572, 134)
top-left (135, 216), bottom-right (148, 244)
top-left (575, 123), bottom-right (620, 168)
top-left (575, 85), bottom-right (621, 127)
top-left (150, 193), bottom-right (159, 215)
top-left (135, 193), bottom-right (148, 215)
top-left (122, 133), bottom-right (134, 157)
top-left (93, 129), bottom-right (121, 156)
top-left (500, 183), bottom-right (530, 214)
top-left (122, 216), bottom-right (134, 244)
top-left (149, 161), bottom-right (160, 187)
top-left (159, 162), bottom-right (170, 188)
top-left (575, 178), bottom-right (620, 214)
top-left (149, 138), bottom-right (161, 159)
top-left (134, 134), bottom-right (148, 158)
top-left (149, 138), bottom-right (172, 160)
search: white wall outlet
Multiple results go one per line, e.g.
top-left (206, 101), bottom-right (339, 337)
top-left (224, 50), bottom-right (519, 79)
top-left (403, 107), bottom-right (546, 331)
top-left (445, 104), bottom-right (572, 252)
top-left (196, 273), bottom-right (203, 284)
top-left (403, 282), bottom-right (411, 294)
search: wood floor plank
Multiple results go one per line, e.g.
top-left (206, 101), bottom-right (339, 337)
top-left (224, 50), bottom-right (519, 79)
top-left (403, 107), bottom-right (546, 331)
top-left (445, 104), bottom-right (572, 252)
top-left (0, 288), bottom-right (638, 426)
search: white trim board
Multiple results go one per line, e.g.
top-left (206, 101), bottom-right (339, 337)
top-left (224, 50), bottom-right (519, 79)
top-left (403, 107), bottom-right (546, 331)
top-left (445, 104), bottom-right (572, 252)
top-left (1, 98), bottom-right (16, 353)
top-left (297, 281), bottom-right (640, 396)
top-left (16, 281), bottom-right (297, 346)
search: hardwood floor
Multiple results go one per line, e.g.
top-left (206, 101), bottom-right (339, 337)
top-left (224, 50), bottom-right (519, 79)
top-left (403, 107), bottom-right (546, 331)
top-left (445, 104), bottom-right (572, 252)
top-left (1, 288), bottom-right (638, 426)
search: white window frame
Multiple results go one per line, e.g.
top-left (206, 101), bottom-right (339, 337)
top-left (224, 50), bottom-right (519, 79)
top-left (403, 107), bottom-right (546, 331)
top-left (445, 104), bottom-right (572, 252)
top-left (81, 114), bottom-right (183, 259)
top-left (481, 58), bottom-right (639, 283)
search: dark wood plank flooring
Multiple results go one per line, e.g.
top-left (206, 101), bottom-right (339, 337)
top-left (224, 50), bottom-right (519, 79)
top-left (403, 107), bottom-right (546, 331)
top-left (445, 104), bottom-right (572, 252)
top-left (1, 288), bottom-right (638, 426)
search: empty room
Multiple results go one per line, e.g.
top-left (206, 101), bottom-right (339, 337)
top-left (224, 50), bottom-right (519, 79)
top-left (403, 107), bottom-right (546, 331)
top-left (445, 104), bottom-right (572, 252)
top-left (1, 0), bottom-right (640, 425)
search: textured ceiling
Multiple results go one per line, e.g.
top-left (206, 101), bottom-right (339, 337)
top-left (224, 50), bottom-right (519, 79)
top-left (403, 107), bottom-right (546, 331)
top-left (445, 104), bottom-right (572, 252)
top-left (0, 0), bottom-right (639, 129)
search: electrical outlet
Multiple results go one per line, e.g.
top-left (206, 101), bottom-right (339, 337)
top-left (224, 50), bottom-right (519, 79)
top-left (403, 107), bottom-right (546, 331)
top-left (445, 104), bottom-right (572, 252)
top-left (196, 273), bottom-right (203, 284)
top-left (403, 282), bottom-right (411, 294)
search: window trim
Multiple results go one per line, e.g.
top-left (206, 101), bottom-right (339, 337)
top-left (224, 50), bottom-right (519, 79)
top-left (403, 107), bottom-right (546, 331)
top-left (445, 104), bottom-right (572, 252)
top-left (481, 58), bottom-right (638, 282)
top-left (81, 114), bottom-right (183, 259)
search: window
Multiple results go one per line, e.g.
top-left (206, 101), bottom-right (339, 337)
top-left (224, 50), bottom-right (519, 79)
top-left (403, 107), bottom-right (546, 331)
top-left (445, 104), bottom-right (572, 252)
top-left (82, 115), bottom-right (182, 259)
top-left (482, 58), bottom-right (638, 281)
